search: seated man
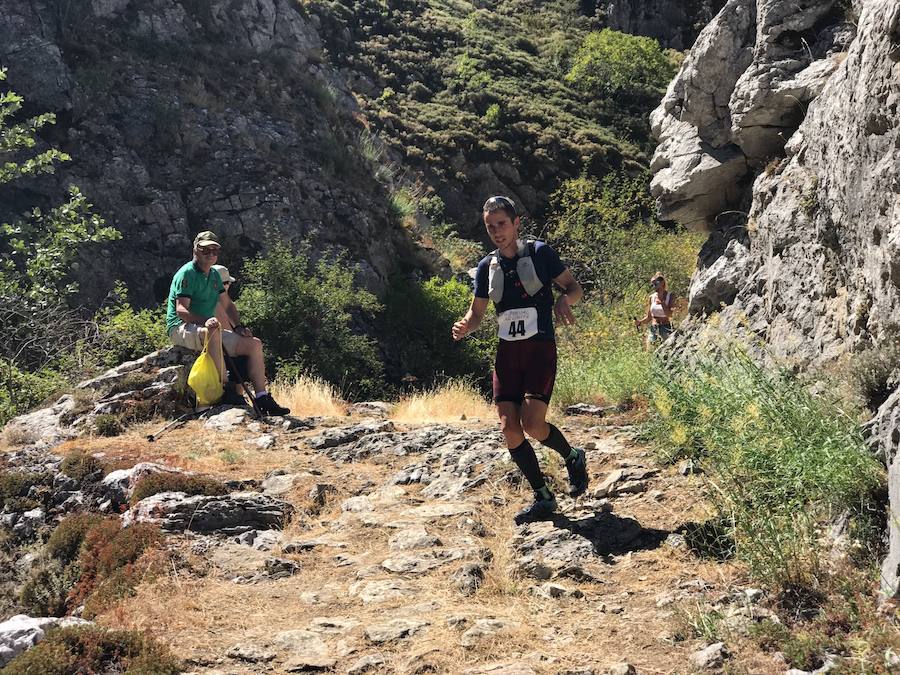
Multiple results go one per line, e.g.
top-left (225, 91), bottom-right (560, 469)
top-left (165, 231), bottom-right (289, 416)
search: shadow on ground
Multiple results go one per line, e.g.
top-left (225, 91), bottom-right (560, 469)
top-left (548, 509), bottom-right (670, 559)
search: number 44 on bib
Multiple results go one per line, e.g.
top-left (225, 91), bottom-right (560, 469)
top-left (497, 307), bottom-right (538, 341)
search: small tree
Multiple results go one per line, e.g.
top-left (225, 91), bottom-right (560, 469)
top-left (0, 68), bottom-right (119, 421)
top-left (565, 28), bottom-right (676, 95)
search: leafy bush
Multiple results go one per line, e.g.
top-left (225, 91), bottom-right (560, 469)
top-left (20, 559), bottom-right (79, 617)
top-left (238, 241), bottom-right (384, 398)
top-left (130, 472), bottom-right (228, 504)
top-left (2, 625), bottom-right (180, 674)
top-left (0, 361), bottom-right (66, 427)
top-left (544, 172), bottom-right (702, 299)
top-left (0, 471), bottom-right (50, 510)
top-left (47, 513), bottom-right (104, 564)
top-left (92, 283), bottom-right (169, 368)
top-left (60, 450), bottom-right (107, 483)
top-left (553, 297), bottom-right (651, 409)
top-left (566, 28), bottom-right (676, 95)
top-left (381, 276), bottom-right (494, 388)
top-left (644, 349), bottom-right (885, 588)
top-left (846, 338), bottom-right (900, 410)
top-left (94, 413), bottom-right (124, 437)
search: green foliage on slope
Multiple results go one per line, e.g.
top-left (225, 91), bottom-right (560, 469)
top-left (306, 0), bottom-right (673, 222)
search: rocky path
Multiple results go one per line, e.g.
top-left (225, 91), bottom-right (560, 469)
top-left (0, 393), bottom-right (785, 673)
top-left (55, 408), bottom-right (771, 674)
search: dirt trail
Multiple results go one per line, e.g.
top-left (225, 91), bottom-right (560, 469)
top-left (86, 412), bottom-right (776, 674)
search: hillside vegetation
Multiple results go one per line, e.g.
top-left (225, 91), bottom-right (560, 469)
top-left (306, 0), bottom-right (677, 228)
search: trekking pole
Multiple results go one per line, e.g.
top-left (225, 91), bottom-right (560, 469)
top-left (147, 410), bottom-right (201, 443)
top-left (222, 348), bottom-right (263, 419)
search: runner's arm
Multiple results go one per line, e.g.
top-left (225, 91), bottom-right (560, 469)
top-left (452, 296), bottom-right (489, 341)
top-left (552, 268), bottom-right (582, 326)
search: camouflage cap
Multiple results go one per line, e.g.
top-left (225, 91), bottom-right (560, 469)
top-left (193, 230), bottom-right (220, 248)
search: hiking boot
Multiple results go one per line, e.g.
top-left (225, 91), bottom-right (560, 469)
top-left (221, 384), bottom-right (246, 407)
top-left (254, 393), bottom-right (290, 416)
top-left (565, 447), bottom-right (589, 497)
top-left (514, 491), bottom-right (558, 525)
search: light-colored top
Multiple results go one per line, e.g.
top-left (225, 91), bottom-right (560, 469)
top-left (650, 291), bottom-right (672, 319)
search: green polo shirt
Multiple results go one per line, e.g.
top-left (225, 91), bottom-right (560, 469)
top-left (165, 261), bottom-right (224, 333)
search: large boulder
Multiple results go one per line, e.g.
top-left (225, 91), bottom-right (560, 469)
top-left (662, 0), bottom-right (900, 597)
top-left (122, 491), bottom-right (294, 534)
top-left (650, 0), bottom-right (852, 229)
top-left (0, 0), bottom-right (437, 309)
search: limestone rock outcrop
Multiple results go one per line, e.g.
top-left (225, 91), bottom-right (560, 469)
top-left (650, 0), bottom-right (853, 229)
top-left (655, 0), bottom-right (900, 597)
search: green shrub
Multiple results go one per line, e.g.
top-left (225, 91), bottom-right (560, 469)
top-left (544, 172), bottom-right (702, 300)
top-left (483, 103), bottom-right (501, 126)
top-left (1, 625), bottom-right (180, 674)
top-left (92, 283), bottom-right (169, 368)
top-left (0, 361), bottom-right (66, 427)
top-left (381, 276), bottom-right (494, 388)
top-left (94, 413), bottom-right (123, 437)
top-left (0, 471), bottom-right (50, 510)
top-left (130, 472), bottom-right (228, 504)
top-left (20, 559), bottom-right (79, 617)
top-left (237, 241), bottom-right (385, 398)
top-left (847, 339), bottom-right (900, 410)
top-left (60, 450), bottom-right (107, 483)
top-left (645, 350), bottom-right (885, 588)
top-left (47, 513), bottom-right (105, 564)
top-left (554, 297), bottom-right (651, 408)
top-left (566, 28), bottom-right (676, 95)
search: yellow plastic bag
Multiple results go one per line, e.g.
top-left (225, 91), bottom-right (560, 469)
top-left (187, 335), bottom-right (223, 407)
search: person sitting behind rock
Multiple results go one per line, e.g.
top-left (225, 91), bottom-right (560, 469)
top-left (212, 264), bottom-right (236, 331)
top-left (165, 231), bottom-right (289, 415)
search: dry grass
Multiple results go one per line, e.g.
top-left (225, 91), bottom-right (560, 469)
top-left (391, 380), bottom-right (494, 424)
top-left (270, 375), bottom-right (348, 418)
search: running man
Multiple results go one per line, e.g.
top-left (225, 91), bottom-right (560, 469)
top-left (452, 196), bottom-right (588, 523)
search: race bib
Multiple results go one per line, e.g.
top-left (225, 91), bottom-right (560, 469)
top-left (497, 307), bottom-right (538, 341)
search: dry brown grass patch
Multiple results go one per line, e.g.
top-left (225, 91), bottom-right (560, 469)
top-left (270, 375), bottom-right (348, 418)
top-left (391, 380), bottom-right (493, 424)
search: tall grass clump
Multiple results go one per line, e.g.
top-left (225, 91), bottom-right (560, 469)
top-left (553, 296), bottom-right (651, 410)
top-left (646, 349), bottom-right (885, 589)
top-left (269, 372), bottom-right (348, 417)
top-left (391, 378), bottom-right (493, 424)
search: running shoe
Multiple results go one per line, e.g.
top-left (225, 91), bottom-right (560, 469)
top-left (514, 491), bottom-right (558, 525)
top-left (565, 447), bottom-right (589, 497)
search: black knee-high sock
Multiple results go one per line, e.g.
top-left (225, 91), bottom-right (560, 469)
top-left (509, 439), bottom-right (546, 493)
top-left (539, 423), bottom-right (575, 462)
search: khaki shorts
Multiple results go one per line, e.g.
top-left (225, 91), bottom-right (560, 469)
top-left (169, 323), bottom-right (242, 354)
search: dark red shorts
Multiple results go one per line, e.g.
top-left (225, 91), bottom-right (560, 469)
top-left (492, 340), bottom-right (557, 405)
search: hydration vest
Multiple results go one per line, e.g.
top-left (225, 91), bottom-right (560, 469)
top-left (487, 239), bottom-right (545, 303)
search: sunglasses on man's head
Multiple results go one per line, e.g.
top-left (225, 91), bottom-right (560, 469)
top-left (483, 195), bottom-right (516, 212)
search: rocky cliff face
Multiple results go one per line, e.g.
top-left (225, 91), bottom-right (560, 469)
top-left (0, 0), bottom-right (436, 307)
top-left (651, 0), bottom-right (900, 597)
top-left (601, 0), bottom-right (727, 50)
